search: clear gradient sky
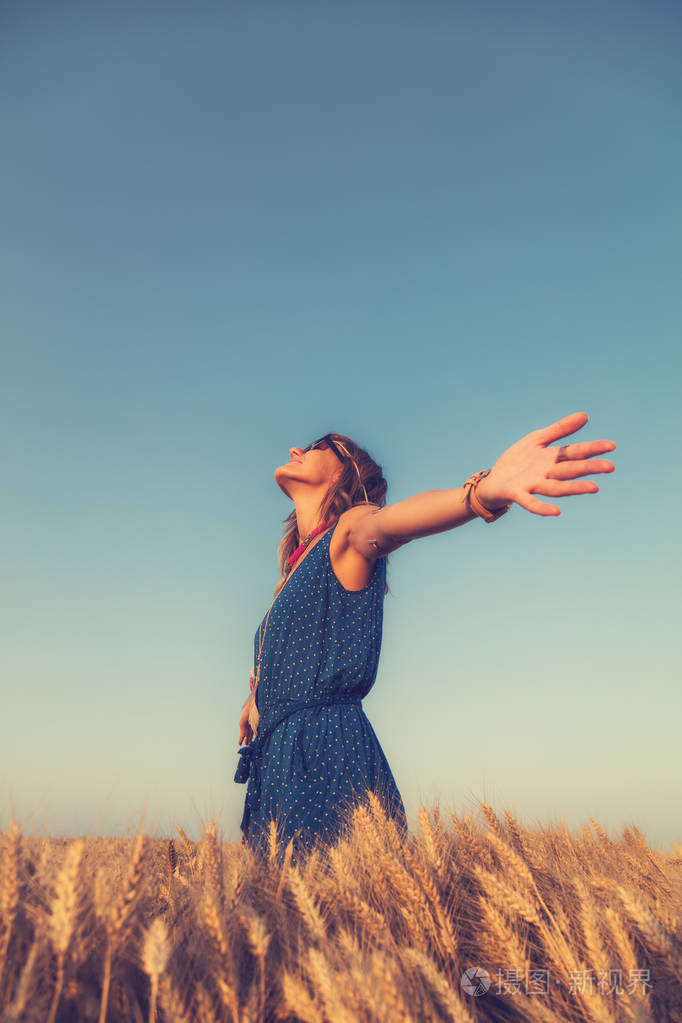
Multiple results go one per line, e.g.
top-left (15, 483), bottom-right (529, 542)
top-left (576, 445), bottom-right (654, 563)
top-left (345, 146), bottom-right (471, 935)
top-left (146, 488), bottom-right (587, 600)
top-left (2, 1), bottom-right (680, 850)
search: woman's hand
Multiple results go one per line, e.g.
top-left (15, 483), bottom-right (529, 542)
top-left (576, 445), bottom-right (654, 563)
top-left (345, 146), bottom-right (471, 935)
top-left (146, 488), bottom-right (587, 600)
top-left (476, 411), bottom-right (616, 517)
top-left (239, 695), bottom-right (254, 746)
top-left (239, 668), bottom-right (258, 745)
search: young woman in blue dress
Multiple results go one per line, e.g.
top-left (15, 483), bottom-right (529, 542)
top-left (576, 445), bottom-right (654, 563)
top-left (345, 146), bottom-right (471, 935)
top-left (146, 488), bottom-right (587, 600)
top-left (236, 411), bottom-right (616, 862)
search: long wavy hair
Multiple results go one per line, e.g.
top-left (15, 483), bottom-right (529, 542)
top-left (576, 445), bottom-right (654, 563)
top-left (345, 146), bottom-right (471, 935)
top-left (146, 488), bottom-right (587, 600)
top-left (275, 431), bottom-right (389, 596)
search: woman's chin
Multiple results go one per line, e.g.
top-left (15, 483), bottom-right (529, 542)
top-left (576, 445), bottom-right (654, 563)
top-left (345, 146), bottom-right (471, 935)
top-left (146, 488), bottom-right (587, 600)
top-left (274, 465), bottom-right (295, 495)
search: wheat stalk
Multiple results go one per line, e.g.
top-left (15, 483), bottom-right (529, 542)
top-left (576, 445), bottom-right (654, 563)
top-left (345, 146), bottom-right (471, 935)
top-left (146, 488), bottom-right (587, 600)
top-left (612, 834), bottom-right (671, 899)
top-left (200, 820), bottom-right (224, 900)
top-left (628, 823), bottom-right (667, 877)
top-left (48, 838), bottom-right (85, 955)
top-left (365, 789), bottom-right (407, 856)
top-left (344, 803), bottom-right (381, 876)
top-left (177, 827), bottom-right (198, 879)
top-left (335, 924), bottom-right (362, 963)
top-left (326, 841), bottom-right (359, 890)
top-left (450, 812), bottom-right (487, 870)
top-left (98, 829), bottom-right (147, 1023)
top-left (603, 904), bottom-right (639, 974)
top-left (202, 888), bottom-right (239, 1021)
top-left (484, 827), bottom-right (538, 898)
top-left (400, 838), bottom-right (458, 962)
top-left (346, 954), bottom-right (394, 1020)
top-left (4, 936), bottom-right (40, 1020)
top-left (417, 804), bottom-right (443, 875)
top-left (481, 800), bottom-right (504, 840)
top-left (212, 975), bottom-right (238, 1022)
top-left (474, 880), bottom-right (532, 984)
top-left (267, 819), bottom-right (280, 868)
top-left (474, 849), bottom-right (581, 1000)
top-left (503, 808), bottom-right (527, 857)
top-left (109, 829), bottom-right (147, 940)
top-left (241, 904), bottom-right (271, 1020)
top-left (614, 882), bottom-right (682, 983)
top-left (46, 837), bottom-right (85, 1023)
top-left (599, 900), bottom-right (663, 1018)
top-left (402, 946), bottom-right (475, 1023)
top-left (336, 883), bottom-right (389, 942)
top-left (368, 946), bottom-right (415, 1023)
top-left (0, 818), bottom-right (21, 998)
top-left (225, 854), bottom-right (247, 917)
top-left (142, 917), bottom-right (170, 1023)
top-left (287, 866), bottom-right (328, 946)
top-left (372, 839), bottom-right (449, 959)
top-left (473, 864), bottom-right (543, 930)
top-left (483, 823), bottom-right (587, 991)
top-left (307, 945), bottom-right (357, 1023)
top-left (203, 886), bottom-right (229, 957)
top-left (571, 876), bottom-right (611, 978)
top-left (323, 840), bottom-right (390, 943)
top-left (590, 816), bottom-right (613, 852)
top-left (194, 980), bottom-right (219, 1023)
top-left (275, 837), bottom-right (294, 904)
top-left (281, 969), bottom-right (324, 1023)
top-left (159, 973), bottom-right (192, 1023)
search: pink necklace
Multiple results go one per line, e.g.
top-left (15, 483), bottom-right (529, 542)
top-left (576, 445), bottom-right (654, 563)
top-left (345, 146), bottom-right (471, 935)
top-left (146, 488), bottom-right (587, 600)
top-left (287, 519), bottom-right (336, 570)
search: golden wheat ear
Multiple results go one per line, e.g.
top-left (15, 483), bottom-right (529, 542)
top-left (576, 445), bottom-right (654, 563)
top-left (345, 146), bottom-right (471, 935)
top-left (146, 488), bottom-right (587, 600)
top-left (167, 839), bottom-right (177, 875)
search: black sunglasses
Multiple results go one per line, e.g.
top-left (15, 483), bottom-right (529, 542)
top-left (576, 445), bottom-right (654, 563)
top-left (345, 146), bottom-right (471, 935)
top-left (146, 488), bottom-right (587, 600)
top-left (301, 434), bottom-right (346, 462)
top-left (301, 434), bottom-right (371, 503)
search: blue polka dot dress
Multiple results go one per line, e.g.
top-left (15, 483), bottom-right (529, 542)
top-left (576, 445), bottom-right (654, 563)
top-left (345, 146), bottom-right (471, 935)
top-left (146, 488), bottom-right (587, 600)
top-left (234, 520), bottom-right (407, 862)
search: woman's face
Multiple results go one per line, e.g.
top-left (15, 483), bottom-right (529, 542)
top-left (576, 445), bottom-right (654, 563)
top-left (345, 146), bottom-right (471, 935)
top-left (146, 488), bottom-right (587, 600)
top-left (274, 441), bottom-right (343, 498)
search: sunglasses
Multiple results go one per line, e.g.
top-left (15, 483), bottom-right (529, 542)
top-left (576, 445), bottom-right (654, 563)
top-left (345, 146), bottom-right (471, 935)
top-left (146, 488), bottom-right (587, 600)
top-left (300, 434), bottom-right (371, 503)
top-left (301, 434), bottom-right (346, 462)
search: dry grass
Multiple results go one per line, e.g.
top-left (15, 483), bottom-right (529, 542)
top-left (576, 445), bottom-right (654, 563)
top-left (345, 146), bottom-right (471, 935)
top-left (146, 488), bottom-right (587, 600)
top-left (0, 798), bottom-right (680, 1022)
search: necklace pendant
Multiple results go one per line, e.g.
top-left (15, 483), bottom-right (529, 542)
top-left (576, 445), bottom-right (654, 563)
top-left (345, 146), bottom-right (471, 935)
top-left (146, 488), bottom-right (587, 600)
top-left (286, 519), bottom-right (336, 570)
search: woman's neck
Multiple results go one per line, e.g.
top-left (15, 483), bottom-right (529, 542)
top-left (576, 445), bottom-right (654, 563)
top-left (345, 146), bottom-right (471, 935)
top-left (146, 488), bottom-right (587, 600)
top-left (293, 492), bottom-right (328, 542)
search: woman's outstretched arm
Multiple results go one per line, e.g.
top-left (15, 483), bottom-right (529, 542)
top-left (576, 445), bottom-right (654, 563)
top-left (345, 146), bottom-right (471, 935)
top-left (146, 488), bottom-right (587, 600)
top-left (348, 411), bottom-right (616, 558)
top-left (349, 487), bottom-right (482, 556)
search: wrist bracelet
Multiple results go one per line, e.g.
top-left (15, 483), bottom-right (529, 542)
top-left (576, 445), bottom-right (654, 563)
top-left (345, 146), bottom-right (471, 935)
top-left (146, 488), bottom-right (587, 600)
top-left (463, 470), bottom-right (511, 523)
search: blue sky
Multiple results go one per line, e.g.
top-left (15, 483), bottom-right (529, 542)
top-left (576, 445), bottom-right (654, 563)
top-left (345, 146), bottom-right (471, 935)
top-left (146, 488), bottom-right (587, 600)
top-left (1, 1), bottom-right (680, 850)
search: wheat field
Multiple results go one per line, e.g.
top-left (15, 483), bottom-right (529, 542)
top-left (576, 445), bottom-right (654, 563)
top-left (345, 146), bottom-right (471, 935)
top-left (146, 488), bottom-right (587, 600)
top-left (0, 794), bottom-right (680, 1023)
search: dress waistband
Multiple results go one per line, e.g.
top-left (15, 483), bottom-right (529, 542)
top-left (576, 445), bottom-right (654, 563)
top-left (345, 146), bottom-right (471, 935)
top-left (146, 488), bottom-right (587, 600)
top-left (234, 693), bottom-right (362, 834)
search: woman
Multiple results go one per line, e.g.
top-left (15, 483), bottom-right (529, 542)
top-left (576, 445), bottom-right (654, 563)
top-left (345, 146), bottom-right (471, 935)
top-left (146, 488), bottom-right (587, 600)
top-left (235, 411), bottom-right (616, 864)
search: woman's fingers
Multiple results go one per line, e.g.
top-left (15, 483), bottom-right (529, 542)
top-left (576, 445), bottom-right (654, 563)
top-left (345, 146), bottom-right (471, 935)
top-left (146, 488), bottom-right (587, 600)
top-left (515, 492), bottom-right (561, 516)
top-left (535, 411), bottom-right (589, 444)
top-left (548, 458), bottom-right (615, 480)
top-left (554, 440), bottom-right (616, 460)
top-left (532, 479), bottom-right (599, 497)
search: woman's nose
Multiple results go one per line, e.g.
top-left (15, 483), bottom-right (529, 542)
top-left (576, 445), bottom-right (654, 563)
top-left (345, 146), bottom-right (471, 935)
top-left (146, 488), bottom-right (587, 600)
top-left (290, 446), bottom-right (304, 458)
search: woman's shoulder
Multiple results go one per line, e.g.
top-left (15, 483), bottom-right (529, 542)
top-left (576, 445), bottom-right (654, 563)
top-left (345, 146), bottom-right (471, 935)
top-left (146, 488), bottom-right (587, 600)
top-left (331, 503), bottom-right (383, 553)
top-left (334, 503), bottom-right (382, 534)
top-left (329, 504), bottom-right (386, 593)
